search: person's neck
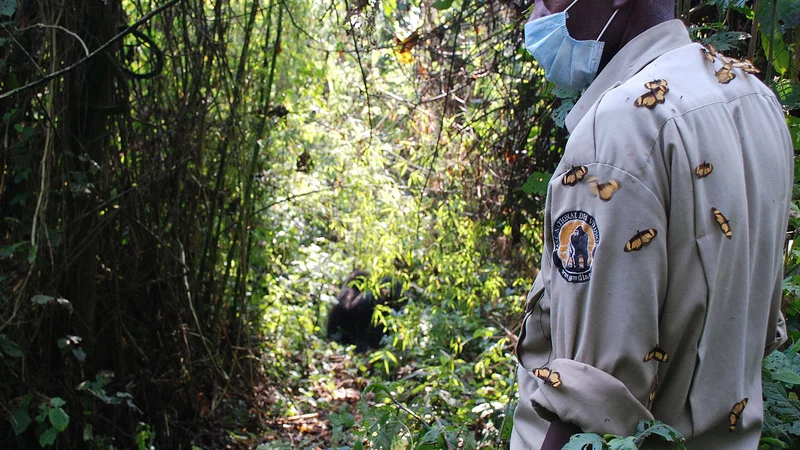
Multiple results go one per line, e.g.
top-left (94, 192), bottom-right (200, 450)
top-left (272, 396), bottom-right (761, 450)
top-left (599, 10), bottom-right (675, 71)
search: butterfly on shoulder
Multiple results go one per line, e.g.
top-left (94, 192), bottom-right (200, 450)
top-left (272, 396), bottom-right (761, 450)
top-left (587, 177), bottom-right (621, 201)
top-left (533, 367), bottom-right (562, 388)
top-left (730, 58), bottom-right (761, 74)
top-left (643, 346), bottom-right (669, 363)
top-left (729, 398), bottom-right (748, 432)
top-left (716, 61), bottom-right (736, 84)
top-left (634, 79), bottom-right (669, 109)
top-left (695, 161), bottom-right (713, 178)
top-left (701, 43), bottom-right (718, 63)
top-left (562, 165), bottom-right (588, 186)
top-left (624, 229), bottom-right (658, 253)
top-left (712, 208), bottom-right (733, 239)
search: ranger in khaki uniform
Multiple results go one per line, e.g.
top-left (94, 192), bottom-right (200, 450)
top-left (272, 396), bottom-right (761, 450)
top-left (513, 0), bottom-right (792, 449)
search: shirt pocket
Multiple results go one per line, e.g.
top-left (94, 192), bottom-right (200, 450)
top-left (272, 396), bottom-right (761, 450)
top-left (515, 275), bottom-right (553, 371)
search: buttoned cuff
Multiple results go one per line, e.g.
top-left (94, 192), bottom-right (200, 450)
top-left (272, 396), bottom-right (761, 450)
top-left (529, 358), bottom-right (654, 436)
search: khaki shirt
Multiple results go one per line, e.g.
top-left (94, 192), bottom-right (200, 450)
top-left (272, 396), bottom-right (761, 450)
top-left (513, 20), bottom-right (791, 449)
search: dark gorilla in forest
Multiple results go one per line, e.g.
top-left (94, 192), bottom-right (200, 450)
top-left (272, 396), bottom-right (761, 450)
top-left (326, 270), bottom-right (403, 352)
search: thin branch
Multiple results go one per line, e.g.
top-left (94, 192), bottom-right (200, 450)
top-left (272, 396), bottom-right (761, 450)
top-left (748, 0), bottom-right (761, 61)
top-left (21, 23), bottom-right (90, 57)
top-left (0, 0), bottom-right (184, 101)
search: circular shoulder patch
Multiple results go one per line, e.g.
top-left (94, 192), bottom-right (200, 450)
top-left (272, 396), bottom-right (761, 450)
top-left (552, 211), bottom-right (600, 283)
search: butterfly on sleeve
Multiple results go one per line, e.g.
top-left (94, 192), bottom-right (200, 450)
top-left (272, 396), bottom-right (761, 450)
top-left (561, 165), bottom-right (588, 187)
top-left (624, 229), bottom-right (658, 253)
top-left (586, 177), bottom-right (621, 202)
top-left (533, 367), bottom-right (563, 388)
top-left (712, 208), bottom-right (733, 239)
top-left (695, 161), bottom-right (713, 178)
top-left (643, 346), bottom-right (669, 363)
top-left (729, 398), bottom-right (748, 432)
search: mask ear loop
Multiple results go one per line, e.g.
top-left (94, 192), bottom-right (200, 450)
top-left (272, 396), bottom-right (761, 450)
top-left (563, 0), bottom-right (581, 12)
top-left (596, 9), bottom-right (620, 40)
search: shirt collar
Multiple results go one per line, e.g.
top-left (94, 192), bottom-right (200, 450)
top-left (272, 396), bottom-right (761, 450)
top-left (565, 19), bottom-right (692, 133)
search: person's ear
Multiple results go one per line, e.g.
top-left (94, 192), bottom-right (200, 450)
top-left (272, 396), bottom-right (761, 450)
top-left (611, 0), bottom-right (632, 8)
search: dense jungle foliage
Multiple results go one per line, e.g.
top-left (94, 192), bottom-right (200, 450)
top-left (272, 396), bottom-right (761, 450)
top-left (1, 0), bottom-right (800, 448)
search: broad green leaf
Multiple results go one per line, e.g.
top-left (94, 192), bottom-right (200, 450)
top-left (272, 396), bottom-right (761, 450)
top-left (0, 0), bottom-right (16, 17)
top-left (83, 424), bottom-right (93, 441)
top-left (773, 369), bottom-right (800, 385)
top-left (0, 334), bottom-right (23, 358)
top-left (49, 397), bottom-right (66, 408)
top-left (521, 172), bottom-right (551, 196)
top-left (432, 0), bottom-right (454, 10)
top-left (11, 407), bottom-right (31, 435)
top-left (31, 295), bottom-right (55, 306)
top-left (608, 436), bottom-right (637, 450)
top-left (48, 407), bottom-right (69, 432)
top-left (761, 27), bottom-right (790, 76)
top-left (758, 0), bottom-right (800, 35)
top-left (563, 433), bottom-right (604, 449)
top-left (39, 427), bottom-right (57, 447)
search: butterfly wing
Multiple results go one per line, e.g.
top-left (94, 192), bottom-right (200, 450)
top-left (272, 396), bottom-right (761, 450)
top-left (562, 166), bottom-right (588, 186)
top-left (644, 79), bottom-right (668, 91)
top-left (634, 91), bottom-right (659, 109)
top-left (712, 208), bottom-right (733, 238)
top-left (597, 181), bottom-right (620, 201)
top-left (548, 371), bottom-right (562, 388)
top-left (716, 62), bottom-right (736, 84)
top-left (729, 398), bottom-right (748, 432)
top-left (644, 346), bottom-right (669, 362)
top-left (696, 162), bottom-right (713, 178)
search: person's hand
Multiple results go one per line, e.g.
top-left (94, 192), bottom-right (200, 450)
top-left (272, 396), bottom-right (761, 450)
top-left (540, 417), bottom-right (582, 450)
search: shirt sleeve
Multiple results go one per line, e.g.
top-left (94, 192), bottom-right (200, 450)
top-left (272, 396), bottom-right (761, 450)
top-left (765, 269), bottom-right (788, 356)
top-left (529, 163), bottom-right (667, 436)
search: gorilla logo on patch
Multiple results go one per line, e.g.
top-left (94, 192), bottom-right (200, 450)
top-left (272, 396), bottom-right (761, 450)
top-left (552, 211), bottom-right (600, 283)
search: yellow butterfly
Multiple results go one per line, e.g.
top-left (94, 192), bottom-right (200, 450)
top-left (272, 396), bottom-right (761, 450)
top-left (634, 79), bottom-right (669, 109)
top-left (712, 208), bottom-right (733, 239)
top-left (644, 346), bottom-right (669, 363)
top-left (648, 376), bottom-right (660, 408)
top-left (587, 177), bottom-right (621, 201)
top-left (695, 162), bottom-right (714, 178)
top-left (624, 229), bottom-right (658, 253)
top-left (561, 165), bottom-right (588, 187)
top-left (533, 367), bottom-right (563, 388)
top-left (729, 398), bottom-right (748, 432)
top-left (716, 62), bottom-right (736, 84)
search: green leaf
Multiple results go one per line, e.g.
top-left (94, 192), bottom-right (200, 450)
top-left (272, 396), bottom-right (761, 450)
top-left (39, 427), bottom-right (57, 447)
top-left (563, 433), bottom-right (605, 449)
top-left (72, 347), bottom-right (87, 362)
top-left (521, 172), bottom-right (551, 195)
top-left (0, 334), bottom-right (23, 358)
top-left (11, 407), bottom-right (32, 435)
top-left (758, 0), bottom-right (800, 35)
top-left (761, 27), bottom-right (791, 76)
top-left (83, 424), bottom-right (93, 441)
top-left (773, 369), bottom-right (800, 386)
top-left (608, 436), bottom-right (637, 450)
top-left (49, 397), bottom-right (66, 408)
top-left (31, 295), bottom-right (55, 306)
top-left (48, 407), bottom-right (69, 432)
top-left (0, 0), bottom-right (15, 17)
top-left (432, 0), bottom-right (454, 10)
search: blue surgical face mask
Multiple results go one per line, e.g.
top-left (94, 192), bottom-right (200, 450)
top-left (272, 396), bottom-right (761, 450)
top-left (524, 0), bottom-right (619, 91)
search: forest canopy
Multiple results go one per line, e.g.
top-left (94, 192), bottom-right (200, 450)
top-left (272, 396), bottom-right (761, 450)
top-left (1, 0), bottom-right (800, 449)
